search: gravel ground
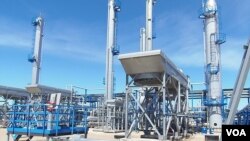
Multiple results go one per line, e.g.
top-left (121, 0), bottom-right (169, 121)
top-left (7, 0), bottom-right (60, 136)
top-left (1, 128), bottom-right (205, 141)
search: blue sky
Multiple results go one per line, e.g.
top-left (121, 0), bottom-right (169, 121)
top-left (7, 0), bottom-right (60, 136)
top-left (0, 0), bottom-right (249, 102)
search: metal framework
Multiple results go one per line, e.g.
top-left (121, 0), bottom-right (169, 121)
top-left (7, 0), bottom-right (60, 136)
top-left (7, 104), bottom-right (88, 141)
top-left (119, 50), bottom-right (189, 140)
top-left (90, 94), bottom-right (125, 133)
top-left (86, 94), bottom-right (103, 128)
top-left (0, 85), bottom-right (29, 127)
top-left (188, 88), bottom-right (250, 133)
top-left (235, 104), bottom-right (250, 125)
top-left (6, 88), bottom-right (89, 141)
top-left (104, 99), bottom-right (125, 132)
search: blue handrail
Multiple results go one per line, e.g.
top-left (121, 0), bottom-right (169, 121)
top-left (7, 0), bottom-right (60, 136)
top-left (7, 104), bottom-right (89, 136)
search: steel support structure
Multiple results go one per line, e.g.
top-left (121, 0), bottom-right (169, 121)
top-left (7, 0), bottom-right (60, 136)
top-left (124, 74), bottom-right (189, 140)
top-left (104, 99), bottom-right (124, 132)
top-left (226, 39), bottom-right (250, 124)
top-left (235, 103), bottom-right (250, 125)
top-left (0, 86), bottom-right (29, 127)
top-left (7, 104), bottom-right (89, 141)
top-left (93, 96), bottom-right (124, 132)
top-left (6, 89), bottom-right (89, 141)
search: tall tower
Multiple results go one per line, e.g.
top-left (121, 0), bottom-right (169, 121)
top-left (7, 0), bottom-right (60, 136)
top-left (200, 0), bottom-right (225, 129)
top-left (105, 0), bottom-right (120, 102)
top-left (28, 16), bottom-right (44, 85)
top-left (145, 0), bottom-right (155, 51)
top-left (104, 0), bottom-right (121, 132)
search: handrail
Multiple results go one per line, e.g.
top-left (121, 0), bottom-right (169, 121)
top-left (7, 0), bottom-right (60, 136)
top-left (7, 104), bottom-right (89, 136)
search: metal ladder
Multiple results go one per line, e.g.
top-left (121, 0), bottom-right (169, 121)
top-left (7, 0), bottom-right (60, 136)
top-left (209, 34), bottom-right (219, 76)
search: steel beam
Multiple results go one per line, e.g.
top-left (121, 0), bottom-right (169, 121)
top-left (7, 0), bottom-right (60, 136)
top-left (226, 39), bottom-right (250, 124)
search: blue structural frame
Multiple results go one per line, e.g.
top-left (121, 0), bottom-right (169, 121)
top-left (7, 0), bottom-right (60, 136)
top-left (189, 88), bottom-right (250, 133)
top-left (234, 104), bottom-right (250, 125)
top-left (189, 90), bottom-right (230, 133)
top-left (84, 95), bottom-right (99, 110)
top-left (7, 104), bottom-right (89, 138)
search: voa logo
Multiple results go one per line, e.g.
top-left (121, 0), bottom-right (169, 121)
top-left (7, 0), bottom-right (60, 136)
top-left (226, 129), bottom-right (246, 136)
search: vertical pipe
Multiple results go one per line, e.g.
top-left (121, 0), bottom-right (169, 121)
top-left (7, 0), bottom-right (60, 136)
top-left (186, 77), bottom-right (190, 114)
top-left (105, 0), bottom-right (115, 101)
top-left (47, 113), bottom-right (52, 130)
top-left (184, 77), bottom-right (190, 137)
top-left (145, 0), bottom-right (154, 51)
top-left (125, 75), bottom-right (129, 138)
top-left (3, 102), bottom-right (7, 127)
top-left (178, 81), bottom-right (181, 113)
top-left (6, 133), bottom-right (9, 141)
top-left (192, 98), bottom-right (193, 110)
top-left (163, 74), bottom-right (166, 139)
top-left (70, 85), bottom-right (73, 104)
top-left (140, 28), bottom-right (146, 52)
top-left (31, 16), bottom-right (44, 85)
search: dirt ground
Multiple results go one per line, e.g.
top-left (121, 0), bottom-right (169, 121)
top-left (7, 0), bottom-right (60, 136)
top-left (1, 128), bottom-right (205, 141)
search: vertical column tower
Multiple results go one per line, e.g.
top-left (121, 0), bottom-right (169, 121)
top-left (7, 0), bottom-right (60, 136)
top-left (200, 0), bottom-right (225, 129)
top-left (145, 0), bottom-right (155, 51)
top-left (104, 0), bottom-right (123, 132)
top-left (29, 16), bottom-right (44, 85)
top-left (105, 0), bottom-right (120, 102)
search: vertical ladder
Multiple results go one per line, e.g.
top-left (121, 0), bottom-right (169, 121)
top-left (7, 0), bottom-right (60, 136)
top-left (209, 34), bottom-right (219, 77)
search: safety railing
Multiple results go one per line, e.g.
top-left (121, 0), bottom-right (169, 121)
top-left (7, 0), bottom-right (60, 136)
top-left (7, 104), bottom-right (89, 136)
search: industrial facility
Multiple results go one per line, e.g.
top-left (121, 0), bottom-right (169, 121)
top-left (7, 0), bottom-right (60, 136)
top-left (0, 0), bottom-right (249, 141)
